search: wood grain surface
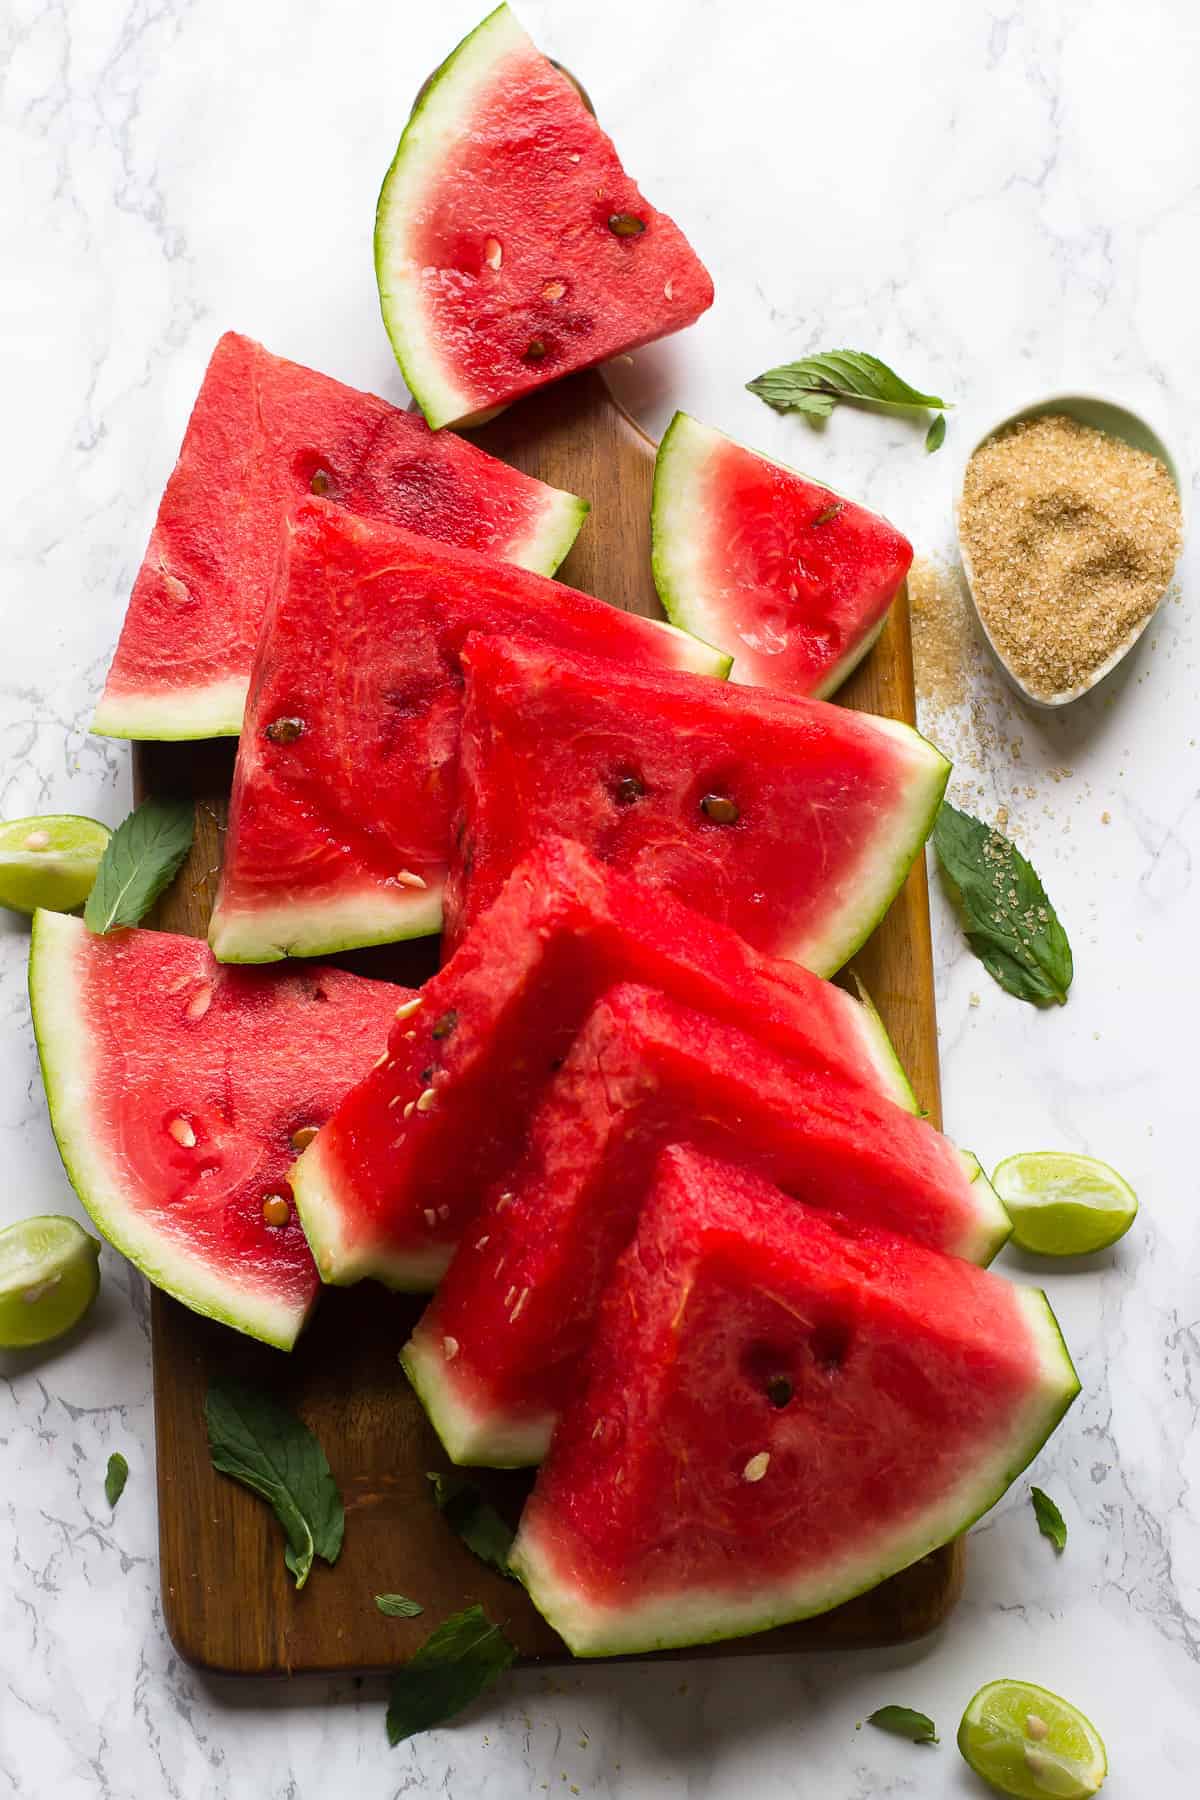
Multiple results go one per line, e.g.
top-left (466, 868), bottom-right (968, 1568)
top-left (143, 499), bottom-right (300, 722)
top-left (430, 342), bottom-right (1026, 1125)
top-left (137, 368), bottom-right (960, 1676)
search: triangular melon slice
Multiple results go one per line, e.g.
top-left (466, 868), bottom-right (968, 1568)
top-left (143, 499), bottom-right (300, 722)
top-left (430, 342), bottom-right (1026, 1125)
top-left (93, 332), bottom-right (588, 741)
top-left (375, 5), bottom-right (714, 430)
top-left (28, 910), bottom-right (405, 1350)
top-left (402, 984), bottom-right (1008, 1467)
top-left (445, 632), bottom-right (949, 969)
top-left (290, 836), bottom-right (918, 1289)
top-left (207, 501), bottom-right (727, 964)
top-left (652, 411), bottom-right (914, 696)
top-left (510, 1144), bottom-right (1078, 1656)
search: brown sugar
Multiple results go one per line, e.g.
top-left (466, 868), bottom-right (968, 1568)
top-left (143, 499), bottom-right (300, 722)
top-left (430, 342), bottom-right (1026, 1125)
top-left (958, 414), bottom-right (1182, 699)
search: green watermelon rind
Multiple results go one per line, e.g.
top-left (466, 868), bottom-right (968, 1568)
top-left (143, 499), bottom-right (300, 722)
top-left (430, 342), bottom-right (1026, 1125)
top-left (27, 909), bottom-right (309, 1352)
top-left (845, 975), bottom-right (919, 1114)
top-left (208, 880), bottom-right (445, 965)
top-left (401, 1329), bottom-right (555, 1468)
top-left (651, 410), bottom-right (899, 699)
top-left (375, 5), bottom-right (528, 431)
top-left (509, 487), bottom-right (593, 581)
top-left (510, 1284), bottom-right (1080, 1657)
top-left (955, 1151), bottom-right (1013, 1265)
top-left (92, 677), bottom-right (248, 743)
top-left (289, 1127), bottom-right (453, 1291)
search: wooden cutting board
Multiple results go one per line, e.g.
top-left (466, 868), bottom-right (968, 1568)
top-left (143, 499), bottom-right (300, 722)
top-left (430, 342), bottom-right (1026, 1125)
top-left (137, 369), bottom-right (959, 1675)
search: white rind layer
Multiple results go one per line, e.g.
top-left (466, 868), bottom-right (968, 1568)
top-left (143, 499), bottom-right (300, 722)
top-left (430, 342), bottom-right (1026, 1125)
top-left (401, 1328), bottom-right (556, 1468)
top-left (375, 6), bottom-right (532, 430)
top-left (511, 1284), bottom-right (1079, 1657)
top-left (842, 977), bottom-right (918, 1114)
top-left (28, 910), bottom-right (308, 1351)
top-left (91, 675), bottom-right (248, 741)
top-left (289, 1128), bottom-right (451, 1291)
top-left (208, 880), bottom-right (445, 964)
top-left (956, 1153), bottom-right (1012, 1264)
top-left (516, 488), bottom-right (591, 577)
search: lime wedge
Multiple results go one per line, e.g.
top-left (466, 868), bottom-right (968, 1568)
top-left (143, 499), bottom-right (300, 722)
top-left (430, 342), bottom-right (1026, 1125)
top-left (991, 1152), bottom-right (1137, 1256)
top-left (0, 816), bottom-right (111, 916)
top-left (958, 1680), bottom-right (1107, 1798)
top-left (0, 1215), bottom-right (101, 1348)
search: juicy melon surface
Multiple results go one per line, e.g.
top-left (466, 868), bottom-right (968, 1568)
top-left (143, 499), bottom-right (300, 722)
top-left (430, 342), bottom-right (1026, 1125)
top-left (289, 836), bottom-right (917, 1289)
top-left (29, 910), bottom-right (405, 1349)
top-left (510, 1146), bottom-right (1078, 1656)
top-left (207, 502), bottom-right (726, 964)
top-left (402, 984), bottom-right (1009, 1466)
top-left (652, 411), bottom-right (914, 696)
top-left (374, 5), bottom-right (714, 429)
top-left (443, 632), bottom-right (950, 968)
top-left (93, 332), bottom-right (588, 741)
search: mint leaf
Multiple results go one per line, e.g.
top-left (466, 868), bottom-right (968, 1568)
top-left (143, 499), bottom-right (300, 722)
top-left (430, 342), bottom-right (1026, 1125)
top-left (386, 1605), bottom-right (515, 1746)
top-left (205, 1381), bottom-right (344, 1590)
top-left (925, 413), bottom-right (947, 453)
top-left (376, 1593), bottom-right (424, 1618)
top-left (1031, 1486), bottom-right (1067, 1552)
top-left (104, 1451), bottom-right (128, 1509)
top-left (426, 1470), bottom-right (515, 1577)
top-left (932, 804), bottom-right (1073, 1006)
top-left (868, 1705), bottom-right (939, 1744)
top-left (83, 797), bottom-right (194, 933)
top-left (747, 349), bottom-right (948, 423)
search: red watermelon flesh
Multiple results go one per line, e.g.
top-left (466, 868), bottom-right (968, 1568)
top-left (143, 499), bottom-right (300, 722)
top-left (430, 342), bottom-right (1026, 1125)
top-left (289, 835), bottom-right (917, 1289)
top-left (374, 5), bottom-right (714, 430)
top-left (92, 331), bottom-right (588, 741)
top-left (510, 1145), bottom-right (1078, 1656)
top-left (443, 633), bottom-right (949, 970)
top-left (652, 412), bottom-right (914, 697)
top-left (207, 500), bottom-right (727, 965)
top-left (402, 984), bottom-right (1009, 1466)
top-left (28, 910), bottom-right (407, 1350)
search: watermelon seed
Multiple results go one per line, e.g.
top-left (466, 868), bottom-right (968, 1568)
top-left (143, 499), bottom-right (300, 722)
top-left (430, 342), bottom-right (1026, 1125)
top-left (261, 1194), bottom-right (291, 1228)
top-left (23, 830), bottom-right (51, 851)
top-left (742, 1452), bottom-right (771, 1483)
top-left (504, 1285), bottom-right (517, 1309)
top-left (395, 997), bottom-right (424, 1021)
top-left (423, 1208), bottom-right (437, 1228)
top-left (542, 280), bottom-right (566, 301)
top-left (613, 774), bottom-right (645, 806)
top-left (510, 1286), bottom-right (530, 1322)
top-left (403, 1031), bottom-right (416, 1041)
top-left (396, 869), bottom-right (427, 889)
top-left (483, 237), bottom-right (503, 270)
top-left (442, 1336), bottom-right (459, 1361)
top-left (568, 152), bottom-right (581, 163)
top-left (437, 1205), bottom-right (450, 1222)
top-left (524, 338), bottom-right (548, 362)
top-left (700, 794), bottom-right (740, 824)
top-left (290, 1125), bottom-right (318, 1152)
top-left (475, 1235), bottom-right (489, 1250)
top-left (766, 1376), bottom-right (793, 1408)
top-left (812, 501), bottom-right (845, 528)
top-left (185, 984), bottom-right (213, 1021)
top-left (265, 716), bottom-right (304, 745)
top-left (309, 468), bottom-right (332, 496)
top-left (608, 213), bottom-right (646, 238)
top-left (403, 1101), bottom-right (415, 1119)
top-left (416, 1087), bottom-right (438, 1113)
top-left (419, 1066), bottom-right (433, 1082)
top-left (431, 1010), bottom-right (458, 1039)
top-left (167, 1117), bottom-right (196, 1148)
top-left (663, 280), bottom-right (674, 301)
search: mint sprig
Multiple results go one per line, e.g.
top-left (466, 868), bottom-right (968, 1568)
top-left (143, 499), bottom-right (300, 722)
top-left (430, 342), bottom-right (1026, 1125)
top-left (83, 797), bottom-right (194, 933)
top-left (426, 1469), bottom-right (515, 1578)
top-left (747, 349), bottom-right (949, 426)
top-left (868, 1705), bottom-right (939, 1744)
top-left (386, 1605), bottom-right (515, 1745)
top-left (932, 804), bottom-right (1073, 1007)
top-left (104, 1451), bottom-right (129, 1509)
top-left (1031, 1486), bottom-right (1068, 1553)
top-left (205, 1380), bottom-right (344, 1589)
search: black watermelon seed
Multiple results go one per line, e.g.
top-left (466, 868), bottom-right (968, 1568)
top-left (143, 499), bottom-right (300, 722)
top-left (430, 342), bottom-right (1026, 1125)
top-left (265, 716), bottom-right (305, 745)
top-left (608, 213), bottom-right (646, 237)
top-left (700, 793), bottom-right (739, 824)
top-left (431, 1010), bottom-right (459, 1040)
top-left (766, 1376), bottom-right (794, 1408)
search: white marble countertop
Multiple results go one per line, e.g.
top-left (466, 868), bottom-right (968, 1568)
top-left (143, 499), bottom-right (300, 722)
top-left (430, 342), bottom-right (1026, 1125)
top-left (3, 0), bottom-right (1198, 1792)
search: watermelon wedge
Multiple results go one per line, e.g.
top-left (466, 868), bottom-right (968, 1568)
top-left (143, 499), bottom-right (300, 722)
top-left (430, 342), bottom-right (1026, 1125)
top-left (443, 633), bottom-right (950, 969)
top-left (207, 501), bottom-right (727, 965)
top-left (290, 836), bottom-right (917, 1288)
top-left (28, 910), bottom-right (405, 1349)
top-left (510, 1145), bottom-right (1078, 1656)
top-left (652, 412), bottom-right (914, 697)
top-left (92, 332), bottom-right (588, 741)
top-left (374, 6), bottom-right (714, 429)
top-left (402, 984), bottom-right (1008, 1466)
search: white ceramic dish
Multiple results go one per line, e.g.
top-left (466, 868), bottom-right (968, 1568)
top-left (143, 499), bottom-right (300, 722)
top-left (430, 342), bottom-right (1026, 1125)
top-left (951, 385), bottom-right (1187, 708)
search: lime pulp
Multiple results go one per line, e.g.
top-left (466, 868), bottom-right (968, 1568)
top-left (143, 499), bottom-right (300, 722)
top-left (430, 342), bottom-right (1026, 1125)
top-left (0, 1215), bottom-right (102, 1348)
top-left (958, 1679), bottom-right (1107, 1799)
top-left (992, 1152), bottom-right (1137, 1256)
top-left (0, 815), bottom-right (111, 916)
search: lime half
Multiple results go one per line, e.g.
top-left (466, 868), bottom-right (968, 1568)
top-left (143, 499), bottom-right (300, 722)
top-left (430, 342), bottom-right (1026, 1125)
top-left (992, 1152), bottom-right (1137, 1256)
top-left (0, 1215), bottom-right (101, 1348)
top-left (958, 1679), bottom-right (1107, 1798)
top-left (0, 816), bottom-right (111, 916)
